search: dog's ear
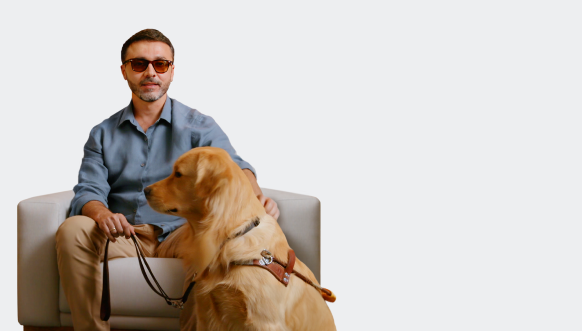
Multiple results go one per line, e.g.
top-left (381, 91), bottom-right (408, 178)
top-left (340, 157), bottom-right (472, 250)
top-left (194, 153), bottom-right (228, 198)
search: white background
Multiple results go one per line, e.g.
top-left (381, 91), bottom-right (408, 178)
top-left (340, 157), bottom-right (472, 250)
top-left (2, 1), bottom-right (582, 330)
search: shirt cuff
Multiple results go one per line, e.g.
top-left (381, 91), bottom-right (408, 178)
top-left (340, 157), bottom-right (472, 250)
top-left (237, 161), bottom-right (257, 179)
top-left (70, 194), bottom-right (109, 217)
top-left (157, 218), bottom-right (187, 242)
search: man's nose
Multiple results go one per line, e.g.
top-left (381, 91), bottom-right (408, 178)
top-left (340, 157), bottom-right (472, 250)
top-left (144, 186), bottom-right (152, 196)
top-left (144, 63), bottom-right (156, 77)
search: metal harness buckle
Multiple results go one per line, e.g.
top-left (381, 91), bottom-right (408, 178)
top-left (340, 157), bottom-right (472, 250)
top-left (259, 249), bottom-right (273, 266)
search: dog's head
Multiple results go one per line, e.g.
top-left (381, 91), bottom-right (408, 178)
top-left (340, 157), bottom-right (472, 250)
top-left (145, 147), bottom-right (265, 278)
top-left (145, 146), bottom-right (235, 219)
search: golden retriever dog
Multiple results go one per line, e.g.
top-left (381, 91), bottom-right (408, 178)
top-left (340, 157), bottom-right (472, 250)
top-left (145, 147), bottom-right (336, 331)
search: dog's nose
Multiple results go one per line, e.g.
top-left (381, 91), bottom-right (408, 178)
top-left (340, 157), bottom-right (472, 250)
top-left (144, 186), bottom-right (152, 196)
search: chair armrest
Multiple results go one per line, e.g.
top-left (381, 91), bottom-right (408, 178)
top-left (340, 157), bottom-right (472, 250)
top-left (261, 188), bottom-right (321, 282)
top-left (18, 190), bottom-right (74, 327)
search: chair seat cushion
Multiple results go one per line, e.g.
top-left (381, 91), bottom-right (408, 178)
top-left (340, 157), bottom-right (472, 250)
top-left (60, 257), bottom-right (186, 318)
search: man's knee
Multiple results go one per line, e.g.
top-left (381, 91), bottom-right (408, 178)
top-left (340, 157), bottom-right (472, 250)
top-left (56, 215), bottom-right (101, 248)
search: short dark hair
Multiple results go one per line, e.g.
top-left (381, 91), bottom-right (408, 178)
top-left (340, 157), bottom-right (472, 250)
top-left (121, 29), bottom-right (174, 63)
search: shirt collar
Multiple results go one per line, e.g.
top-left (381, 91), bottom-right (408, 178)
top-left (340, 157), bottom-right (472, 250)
top-left (117, 96), bottom-right (172, 127)
top-left (159, 97), bottom-right (172, 124)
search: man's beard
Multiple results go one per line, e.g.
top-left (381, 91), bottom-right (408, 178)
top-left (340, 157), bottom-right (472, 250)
top-left (128, 78), bottom-right (169, 102)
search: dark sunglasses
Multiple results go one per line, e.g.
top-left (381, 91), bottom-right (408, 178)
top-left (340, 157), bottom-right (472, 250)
top-left (122, 58), bottom-right (174, 73)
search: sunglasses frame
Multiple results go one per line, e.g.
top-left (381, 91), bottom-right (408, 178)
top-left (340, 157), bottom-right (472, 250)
top-left (122, 58), bottom-right (174, 73)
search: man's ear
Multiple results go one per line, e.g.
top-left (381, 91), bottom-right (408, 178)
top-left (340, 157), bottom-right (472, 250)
top-left (121, 64), bottom-right (128, 81)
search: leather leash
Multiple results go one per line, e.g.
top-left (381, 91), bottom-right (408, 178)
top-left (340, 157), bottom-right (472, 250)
top-left (99, 217), bottom-right (335, 321)
top-left (100, 218), bottom-right (261, 321)
top-left (100, 234), bottom-right (195, 321)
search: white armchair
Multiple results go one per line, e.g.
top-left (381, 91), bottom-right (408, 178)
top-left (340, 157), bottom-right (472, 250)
top-left (18, 188), bottom-right (321, 331)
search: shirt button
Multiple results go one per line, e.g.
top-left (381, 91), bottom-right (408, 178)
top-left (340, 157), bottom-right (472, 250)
top-left (133, 209), bottom-right (137, 213)
top-left (141, 163), bottom-right (145, 167)
top-left (144, 137), bottom-right (148, 142)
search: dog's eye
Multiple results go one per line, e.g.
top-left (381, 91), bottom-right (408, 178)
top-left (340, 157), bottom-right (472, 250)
top-left (175, 172), bottom-right (182, 178)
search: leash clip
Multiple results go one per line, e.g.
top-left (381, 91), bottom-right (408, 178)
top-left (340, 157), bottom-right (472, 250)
top-left (168, 300), bottom-right (185, 309)
top-left (259, 249), bottom-right (273, 266)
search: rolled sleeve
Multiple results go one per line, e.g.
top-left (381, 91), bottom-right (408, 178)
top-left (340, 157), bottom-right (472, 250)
top-left (195, 115), bottom-right (257, 178)
top-left (69, 127), bottom-right (111, 217)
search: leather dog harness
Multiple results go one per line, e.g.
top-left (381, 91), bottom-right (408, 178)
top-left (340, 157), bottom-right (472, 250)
top-left (100, 217), bottom-right (335, 321)
top-left (233, 249), bottom-right (336, 302)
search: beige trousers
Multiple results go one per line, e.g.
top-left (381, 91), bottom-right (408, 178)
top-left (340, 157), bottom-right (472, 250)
top-left (55, 216), bottom-right (196, 331)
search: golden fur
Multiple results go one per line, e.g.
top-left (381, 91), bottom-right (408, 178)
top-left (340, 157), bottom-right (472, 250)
top-left (146, 147), bottom-right (336, 331)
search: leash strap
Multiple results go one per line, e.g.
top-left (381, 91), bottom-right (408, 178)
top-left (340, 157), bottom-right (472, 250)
top-left (100, 239), bottom-right (111, 321)
top-left (100, 235), bottom-right (196, 321)
top-left (100, 217), bottom-right (261, 320)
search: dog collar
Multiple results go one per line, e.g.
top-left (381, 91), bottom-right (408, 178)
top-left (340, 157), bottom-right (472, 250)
top-left (229, 217), bottom-right (261, 240)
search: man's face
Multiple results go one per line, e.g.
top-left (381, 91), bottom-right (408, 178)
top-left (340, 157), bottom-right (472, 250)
top-left (121, 41), bottom-right (174, 102)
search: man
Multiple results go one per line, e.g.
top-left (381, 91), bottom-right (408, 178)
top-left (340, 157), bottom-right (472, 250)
top-left (55, 29), bottom-right (279, 331)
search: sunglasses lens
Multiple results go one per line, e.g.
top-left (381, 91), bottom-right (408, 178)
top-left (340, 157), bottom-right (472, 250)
top-left (153, 61), bottom-right (170, 73)
top-left (131, 60), bottom-right (149, 72)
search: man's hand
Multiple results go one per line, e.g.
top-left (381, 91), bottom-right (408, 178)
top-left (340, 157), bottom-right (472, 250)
top-left (242, 169), bottom-right (280, 220)
top-left (82, 201), bottom-right (136, 242)
top-left (96, 212), bottom-right (136, 242)
top-left (257, 194), bottom-right (280, 220)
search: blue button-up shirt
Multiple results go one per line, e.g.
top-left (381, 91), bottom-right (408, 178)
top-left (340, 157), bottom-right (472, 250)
top-left (70, 97), bottom-right (255, 241)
